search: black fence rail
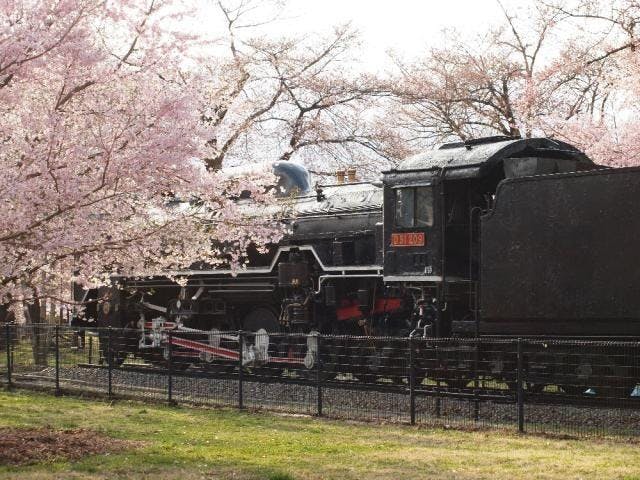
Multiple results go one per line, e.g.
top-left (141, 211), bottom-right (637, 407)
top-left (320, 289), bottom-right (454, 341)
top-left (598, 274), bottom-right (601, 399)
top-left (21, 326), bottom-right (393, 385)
top-left (1, 324), bottom-right (639, 437)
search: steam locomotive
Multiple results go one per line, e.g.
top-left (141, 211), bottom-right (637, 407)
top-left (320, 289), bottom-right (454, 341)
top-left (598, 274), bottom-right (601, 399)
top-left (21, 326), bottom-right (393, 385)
top-left (78, 136), bottom-right (640, 392)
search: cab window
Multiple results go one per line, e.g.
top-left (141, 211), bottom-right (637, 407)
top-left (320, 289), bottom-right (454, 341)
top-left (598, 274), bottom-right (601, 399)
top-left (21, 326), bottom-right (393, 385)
top-left (415, 187), bottom-right (434, 226)
top-left (395, 187), bottom-right (433, 228)
top-left (395, 188), bottom-right (414, 227)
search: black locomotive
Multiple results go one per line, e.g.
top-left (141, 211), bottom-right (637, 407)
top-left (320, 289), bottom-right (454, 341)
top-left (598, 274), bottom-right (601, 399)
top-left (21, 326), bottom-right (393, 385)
top-left (78, 136), bottom-right (640, 393)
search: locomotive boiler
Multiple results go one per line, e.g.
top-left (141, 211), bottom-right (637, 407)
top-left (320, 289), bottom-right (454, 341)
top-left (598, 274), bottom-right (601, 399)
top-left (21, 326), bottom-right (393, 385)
top-left (77, 136), bottom-right (640, 393)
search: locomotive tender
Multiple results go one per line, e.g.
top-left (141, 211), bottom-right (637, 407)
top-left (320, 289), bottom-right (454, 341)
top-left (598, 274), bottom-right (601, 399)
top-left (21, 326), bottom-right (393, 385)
top-left (81, 136), bottom-right (640, 390)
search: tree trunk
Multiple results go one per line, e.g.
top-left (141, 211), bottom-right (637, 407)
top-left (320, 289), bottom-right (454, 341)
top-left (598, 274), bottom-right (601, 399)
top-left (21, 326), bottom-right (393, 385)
top-left (25, 300), bottom-right (48, 367)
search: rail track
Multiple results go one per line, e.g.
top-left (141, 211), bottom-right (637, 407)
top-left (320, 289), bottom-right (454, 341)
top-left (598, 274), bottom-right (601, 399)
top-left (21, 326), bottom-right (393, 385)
top-left (75, 362), bottom-right (640, 410)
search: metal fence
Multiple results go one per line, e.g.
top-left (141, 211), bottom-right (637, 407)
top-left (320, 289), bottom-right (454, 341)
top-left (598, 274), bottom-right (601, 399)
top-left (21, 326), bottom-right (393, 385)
top-left (1, 323), bottom-right (639, 437)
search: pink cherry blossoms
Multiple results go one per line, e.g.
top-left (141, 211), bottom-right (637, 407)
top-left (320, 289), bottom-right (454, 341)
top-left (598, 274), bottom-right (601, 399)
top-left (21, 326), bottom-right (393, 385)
top-left (0, 0), bottom-right (282, 306)
top-left (390, 1), bottom-right (640, 167)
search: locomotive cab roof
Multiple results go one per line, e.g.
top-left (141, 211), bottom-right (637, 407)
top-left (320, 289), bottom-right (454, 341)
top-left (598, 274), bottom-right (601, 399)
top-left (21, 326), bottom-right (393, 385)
top-left (386, 136), bottom-right (594, 182)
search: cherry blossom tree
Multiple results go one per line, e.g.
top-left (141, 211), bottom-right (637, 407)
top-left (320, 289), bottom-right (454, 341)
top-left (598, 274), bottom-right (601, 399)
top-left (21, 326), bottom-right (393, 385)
top-left (0, 0), bottom-right (281, 316)
top-left (539, 0), bottom-right (640, 166)
top-left (388, 1), bottom-right (628, 165)
top-left (394, 0), bottom-right (640, 166)
top-left (194, 0), bottom-right (401, 179)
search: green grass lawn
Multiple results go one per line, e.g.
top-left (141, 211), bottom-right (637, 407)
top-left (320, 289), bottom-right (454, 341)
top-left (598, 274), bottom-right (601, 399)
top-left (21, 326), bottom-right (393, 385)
top-left (0, 389), bottom-right (639, 480)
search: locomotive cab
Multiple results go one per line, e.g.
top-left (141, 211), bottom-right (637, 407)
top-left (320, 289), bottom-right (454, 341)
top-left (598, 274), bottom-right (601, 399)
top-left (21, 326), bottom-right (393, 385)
top-left (382, 172), bottom-right (440, 281)
top-left (383, 136), bottom-right (595, 281)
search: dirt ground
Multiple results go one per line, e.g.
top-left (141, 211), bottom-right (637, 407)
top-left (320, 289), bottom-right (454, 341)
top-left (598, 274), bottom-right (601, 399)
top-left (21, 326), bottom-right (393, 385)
top-left (0, 427), bottom-right (136, 465)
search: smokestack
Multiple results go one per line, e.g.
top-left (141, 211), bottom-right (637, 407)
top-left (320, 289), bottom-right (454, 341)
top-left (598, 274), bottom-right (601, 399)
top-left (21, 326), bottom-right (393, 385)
top-left (347, 167), bottom-right (357, 183)
top-left (336, 170), bottom-right (346, 184)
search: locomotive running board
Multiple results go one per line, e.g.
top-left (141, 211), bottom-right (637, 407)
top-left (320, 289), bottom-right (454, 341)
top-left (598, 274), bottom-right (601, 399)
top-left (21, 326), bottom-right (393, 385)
top-left (128, 245), bottom-right (382, 279)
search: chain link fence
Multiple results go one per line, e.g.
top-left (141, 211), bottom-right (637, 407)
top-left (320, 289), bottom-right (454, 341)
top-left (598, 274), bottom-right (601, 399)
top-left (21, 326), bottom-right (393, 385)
top-left (1, 324), bottom-right (639, 437)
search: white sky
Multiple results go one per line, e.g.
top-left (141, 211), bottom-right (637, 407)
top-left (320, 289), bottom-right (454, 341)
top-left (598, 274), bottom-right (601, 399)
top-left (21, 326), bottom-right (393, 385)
top-left (282, 0), bottom-right (513, 65)
top-left (193, 0), bottom-right (530, 71)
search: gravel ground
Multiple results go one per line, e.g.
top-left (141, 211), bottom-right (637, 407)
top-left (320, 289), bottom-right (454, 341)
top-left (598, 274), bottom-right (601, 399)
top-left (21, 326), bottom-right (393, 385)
top-left (5, 365), bottom-right (640, 437)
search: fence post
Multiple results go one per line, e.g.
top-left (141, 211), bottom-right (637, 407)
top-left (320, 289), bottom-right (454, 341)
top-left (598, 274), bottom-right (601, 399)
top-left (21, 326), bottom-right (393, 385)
top-left (516, 337), bottom-right (524, 433)
top-left (316, 334), bottom-right (323, 417)
top-left (473, 337), bottom-right (480, 422)
top-left (54, 325), bottom-right (60, 396)
top-left (409, 336), bottom-right (416, 425)
top-left (5, 323), bottom-right (12, 389)
top-left (107, 327), bottom-right (113, 398)
top-left (88, 335), bottom-right (93, 364)
top-left (435, 344), bottom-right (441, 417)
top-left (167, 330), bottom-right (173, 404)
top-left (238, 331), bottom-right (244, 410)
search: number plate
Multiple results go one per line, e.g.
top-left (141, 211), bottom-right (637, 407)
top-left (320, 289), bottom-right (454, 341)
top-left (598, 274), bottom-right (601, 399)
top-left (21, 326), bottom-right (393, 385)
top-left (391, 232), bottom-right (425, 247)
